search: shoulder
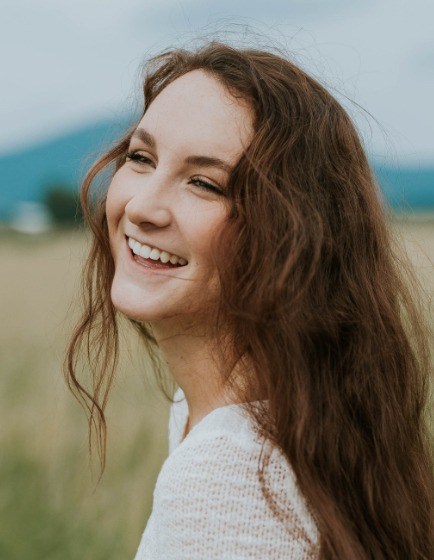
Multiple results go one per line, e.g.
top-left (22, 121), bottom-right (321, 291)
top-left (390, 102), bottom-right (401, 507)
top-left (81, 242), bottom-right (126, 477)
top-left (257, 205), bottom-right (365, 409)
top-left (155, 400), bottom-right (320, 558)
top-left (168, 386), bottom-right (189, 454)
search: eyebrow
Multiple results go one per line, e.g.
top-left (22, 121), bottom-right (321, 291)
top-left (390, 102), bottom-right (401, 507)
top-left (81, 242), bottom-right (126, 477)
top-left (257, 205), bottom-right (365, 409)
top-left (131, 127), bottom-right (233, 174)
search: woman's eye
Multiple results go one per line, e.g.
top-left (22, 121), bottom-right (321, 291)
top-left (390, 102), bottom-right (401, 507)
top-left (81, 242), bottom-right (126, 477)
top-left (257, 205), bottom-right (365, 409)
top-left (125, 153), bottom-right (224, 196)
top-left (125, 151), bottom-right (154, 166)
top-left (190, 178), bottom-right (224, 196)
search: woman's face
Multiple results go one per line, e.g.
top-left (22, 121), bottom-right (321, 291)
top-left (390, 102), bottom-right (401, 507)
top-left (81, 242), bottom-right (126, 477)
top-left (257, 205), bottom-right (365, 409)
top-left (106, 69), bottom-right (254, 324)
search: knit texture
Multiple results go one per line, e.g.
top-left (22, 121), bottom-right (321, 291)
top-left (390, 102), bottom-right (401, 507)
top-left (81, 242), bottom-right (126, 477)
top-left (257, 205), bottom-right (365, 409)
top-left (134, 387), bottom-right (320, 559)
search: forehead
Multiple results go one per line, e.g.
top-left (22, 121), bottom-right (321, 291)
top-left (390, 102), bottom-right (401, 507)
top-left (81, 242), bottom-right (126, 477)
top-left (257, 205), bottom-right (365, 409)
top-left (137, 69), bottom-right (254, 163)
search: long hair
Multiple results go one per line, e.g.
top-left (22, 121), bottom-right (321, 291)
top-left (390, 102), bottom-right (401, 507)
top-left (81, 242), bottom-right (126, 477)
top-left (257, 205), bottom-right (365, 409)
top-left (65, 41), bottom-right (434, 559)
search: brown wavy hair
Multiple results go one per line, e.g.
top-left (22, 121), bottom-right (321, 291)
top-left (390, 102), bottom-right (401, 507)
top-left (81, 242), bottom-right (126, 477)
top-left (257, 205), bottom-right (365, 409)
top-left (65, 41), bottom-right (434, 559)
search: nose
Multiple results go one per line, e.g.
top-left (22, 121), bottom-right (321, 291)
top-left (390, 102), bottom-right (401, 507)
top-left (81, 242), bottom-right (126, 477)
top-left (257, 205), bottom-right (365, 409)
top-left (124, 170), bottom-right (173, 227)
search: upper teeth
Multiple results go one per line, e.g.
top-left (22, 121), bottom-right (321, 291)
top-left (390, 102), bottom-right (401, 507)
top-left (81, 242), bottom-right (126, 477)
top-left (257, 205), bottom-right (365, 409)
top-left (128, 237), bottom-right (187, 266)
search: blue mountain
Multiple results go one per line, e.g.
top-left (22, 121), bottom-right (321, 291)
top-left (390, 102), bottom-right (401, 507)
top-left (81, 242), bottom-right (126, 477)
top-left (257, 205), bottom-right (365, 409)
top-left (0, 117), bottom-right (433, 221)
top-left (0, 116), bottom-right (134, 221)
top-left (373, 165), bottom-right (434, 211)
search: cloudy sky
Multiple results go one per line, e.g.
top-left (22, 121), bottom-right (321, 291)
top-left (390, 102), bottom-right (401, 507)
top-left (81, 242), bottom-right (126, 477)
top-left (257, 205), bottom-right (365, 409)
top-left (2, 0), bottom-right (433, 164)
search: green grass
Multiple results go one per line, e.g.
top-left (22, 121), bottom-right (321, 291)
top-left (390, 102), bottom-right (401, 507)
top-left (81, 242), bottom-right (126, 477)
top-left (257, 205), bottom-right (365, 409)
top-left (0, 443), bottom-right (125, 560)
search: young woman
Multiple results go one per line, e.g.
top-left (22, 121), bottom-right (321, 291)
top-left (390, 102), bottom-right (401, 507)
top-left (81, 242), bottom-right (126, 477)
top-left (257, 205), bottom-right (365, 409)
top-left (66, 41), bottom-right (434, 559)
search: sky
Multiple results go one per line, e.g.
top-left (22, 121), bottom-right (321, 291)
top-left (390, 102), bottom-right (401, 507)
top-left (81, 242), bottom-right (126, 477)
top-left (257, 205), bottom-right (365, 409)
top-left (2, 0), bottom-right (434, 165)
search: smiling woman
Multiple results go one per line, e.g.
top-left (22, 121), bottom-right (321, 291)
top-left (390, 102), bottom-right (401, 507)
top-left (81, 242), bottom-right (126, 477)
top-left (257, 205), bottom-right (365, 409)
top-left (65, 40), bottom-right (434, 560)
top-left (106, 68), bottom-right (252, 324)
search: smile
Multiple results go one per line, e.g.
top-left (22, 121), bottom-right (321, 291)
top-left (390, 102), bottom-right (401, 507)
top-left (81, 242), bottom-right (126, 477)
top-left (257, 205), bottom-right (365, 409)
top-left (126, 236), bottom-right (188, 267)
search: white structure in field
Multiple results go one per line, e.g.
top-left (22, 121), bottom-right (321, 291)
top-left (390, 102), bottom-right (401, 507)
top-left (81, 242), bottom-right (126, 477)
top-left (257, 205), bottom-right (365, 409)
top-left (10, 202), bottom-right (52, 234)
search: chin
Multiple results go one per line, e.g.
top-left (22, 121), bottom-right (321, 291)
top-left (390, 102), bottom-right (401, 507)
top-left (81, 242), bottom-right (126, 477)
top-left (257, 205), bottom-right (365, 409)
top-left (110, 280), bottom-right (165, 323)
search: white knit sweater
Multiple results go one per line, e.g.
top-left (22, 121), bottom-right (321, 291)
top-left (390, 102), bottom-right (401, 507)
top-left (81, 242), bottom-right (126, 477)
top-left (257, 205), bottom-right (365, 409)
top-left (134, 387), bottom-right (320, 559)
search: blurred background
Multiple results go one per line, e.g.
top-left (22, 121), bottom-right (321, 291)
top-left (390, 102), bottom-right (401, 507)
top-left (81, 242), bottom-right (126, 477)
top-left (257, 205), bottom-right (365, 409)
top-left (1, 1), bottom-right (433, 558)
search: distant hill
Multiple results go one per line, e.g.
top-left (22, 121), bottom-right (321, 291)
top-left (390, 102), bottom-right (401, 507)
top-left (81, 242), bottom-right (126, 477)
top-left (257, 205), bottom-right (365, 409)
top-left (374, 165), bottom-right (434, 212)
top-left (0, 117), bottom-right (433, 220)
top-left (0, 116), bottom-right (134, 221)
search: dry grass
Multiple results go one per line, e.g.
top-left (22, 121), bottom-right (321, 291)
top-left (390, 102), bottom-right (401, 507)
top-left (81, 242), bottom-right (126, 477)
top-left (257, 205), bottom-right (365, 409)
top-left (0, 229), bottom-right (170, 559)
top-left (0, 216), bottom-right (433, 559)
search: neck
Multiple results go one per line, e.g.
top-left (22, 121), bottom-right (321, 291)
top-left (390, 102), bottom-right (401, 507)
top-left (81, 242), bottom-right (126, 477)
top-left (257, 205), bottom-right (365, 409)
top-left (150, 315), bottom-right (240, 432)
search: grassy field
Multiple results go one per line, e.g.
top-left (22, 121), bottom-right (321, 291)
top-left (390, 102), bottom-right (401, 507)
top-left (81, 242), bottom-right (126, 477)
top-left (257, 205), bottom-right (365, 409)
top-left (0, 229), bottom-right (171, 559)
top-left (0, 217), bottom-right (433, 559)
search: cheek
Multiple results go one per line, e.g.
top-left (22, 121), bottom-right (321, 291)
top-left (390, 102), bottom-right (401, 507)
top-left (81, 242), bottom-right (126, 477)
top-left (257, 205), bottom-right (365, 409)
top-left (105, 177), bottom-right (128, 264)
top-left (188, 208), bottom-right (228, 267)
top-left (105, 176), bottom-right (124, 230)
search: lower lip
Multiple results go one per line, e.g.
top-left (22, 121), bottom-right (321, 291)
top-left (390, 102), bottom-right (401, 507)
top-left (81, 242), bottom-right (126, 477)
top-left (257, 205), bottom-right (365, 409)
top-left (125, 239), bottom-right (186, 274)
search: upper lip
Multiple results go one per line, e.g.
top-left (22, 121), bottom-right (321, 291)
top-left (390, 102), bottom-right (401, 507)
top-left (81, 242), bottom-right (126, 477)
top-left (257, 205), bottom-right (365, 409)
top-left (125, 234), bottom-right (186, 260)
